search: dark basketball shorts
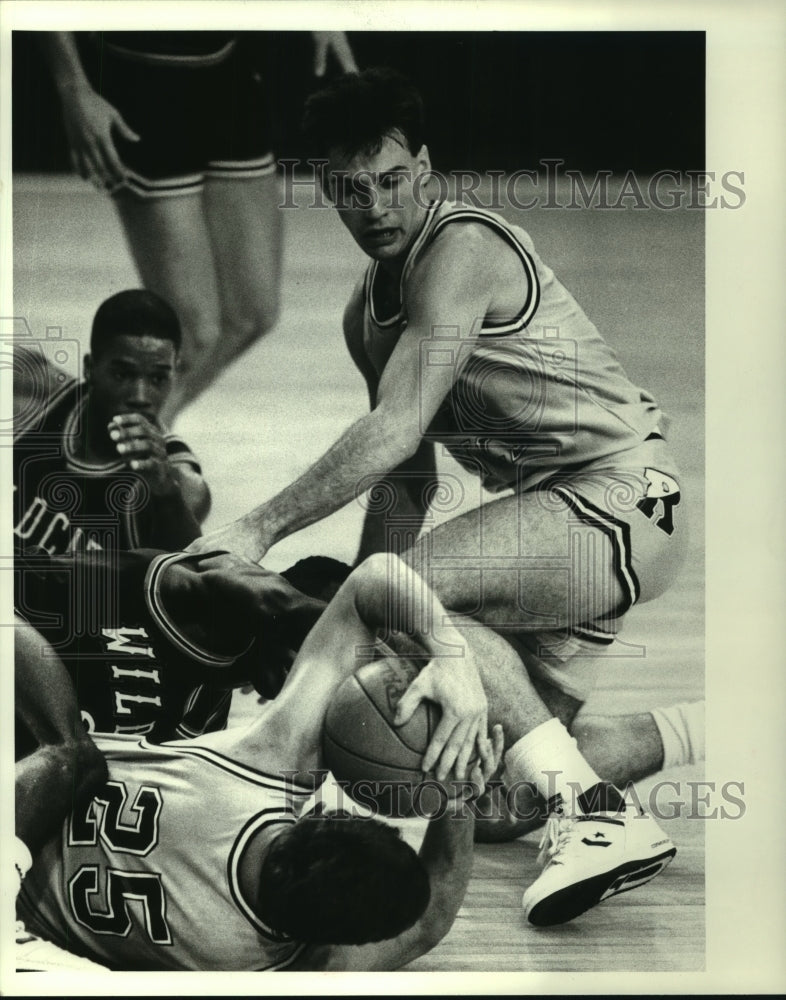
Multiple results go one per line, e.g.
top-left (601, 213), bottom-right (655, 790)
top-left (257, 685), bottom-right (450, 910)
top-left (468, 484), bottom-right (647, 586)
top-left (88, 39), bottom-right (276, 198)
top-left (510, 439), bottom-right (689, 701)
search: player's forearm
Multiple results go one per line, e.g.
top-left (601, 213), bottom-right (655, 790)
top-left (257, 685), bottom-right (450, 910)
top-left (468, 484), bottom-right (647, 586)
top-left (402, 801), bottom-right (477, 960)
top-left (146, 487), bottom-right (202, 549)
top-left (171, 466), bottom-right (212, 524)
top-left (245, 409), bottom-right (419, 551)
top-left (355, 443), bottom-right (436, 564)
top-left (41, 32), bottom-right (92, 95)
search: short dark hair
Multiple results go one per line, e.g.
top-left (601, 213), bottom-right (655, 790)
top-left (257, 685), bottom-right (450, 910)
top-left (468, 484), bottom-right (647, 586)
top-left (90, 289), bottom-right (182, 358)
top-left (302, 67), bottom-right (425, 162)
top-left (257, 812), bottom-right (430, 944)
top-left (280, 555), bottom-right (352, 602)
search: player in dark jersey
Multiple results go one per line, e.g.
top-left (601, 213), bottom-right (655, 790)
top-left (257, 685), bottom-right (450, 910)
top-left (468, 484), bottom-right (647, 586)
top-left (14, 546), bottom-right (330, 750)
top-left (42, 31), bottom-right (357, 421)
top-left (13, 289), bottom-right (209, 554)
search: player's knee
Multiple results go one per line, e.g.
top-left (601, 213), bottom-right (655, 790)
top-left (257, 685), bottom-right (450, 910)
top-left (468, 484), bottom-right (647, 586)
top-left (257, 811), bottom-right (430, 945)
top-left (222, 299), bottom-right (280, 351)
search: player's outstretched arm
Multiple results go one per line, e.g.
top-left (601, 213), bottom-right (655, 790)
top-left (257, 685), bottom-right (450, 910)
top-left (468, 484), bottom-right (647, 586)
top-left (187, 227), bottom-right (496, 562)
top-left (291, 725), bottom-right (504, 971)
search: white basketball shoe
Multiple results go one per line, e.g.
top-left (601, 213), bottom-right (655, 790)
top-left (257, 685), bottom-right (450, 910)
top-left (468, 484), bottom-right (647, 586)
top-left (522, 782), bottom-right (676, 927)
top-left (16, 921), bottom-right (109, 972)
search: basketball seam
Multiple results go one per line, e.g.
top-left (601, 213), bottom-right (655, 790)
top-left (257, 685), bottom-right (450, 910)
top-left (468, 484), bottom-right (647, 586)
top-left (326, 677), bottom-right (431, 768)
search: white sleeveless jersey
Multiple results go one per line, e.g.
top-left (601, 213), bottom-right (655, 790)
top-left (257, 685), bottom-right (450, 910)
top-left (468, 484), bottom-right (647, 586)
top-left (17, 733), bottom-right (314, 971)
top-left (362, 200), bottom-right (670, 492)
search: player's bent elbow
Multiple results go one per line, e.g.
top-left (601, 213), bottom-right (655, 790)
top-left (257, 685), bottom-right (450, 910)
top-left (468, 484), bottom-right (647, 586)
top-left (74, 738), bottom-right (109, 793)
top-left (190, 479), bottom-right (212, 524)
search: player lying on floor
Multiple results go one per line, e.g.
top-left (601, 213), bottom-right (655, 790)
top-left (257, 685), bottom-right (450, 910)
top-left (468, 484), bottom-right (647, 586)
top-left (16, 554), bottom-right (503, 972)
top-left (18, 554), bottom-right (687, 971)
top-left (14, 549), bottom-right (350, 754)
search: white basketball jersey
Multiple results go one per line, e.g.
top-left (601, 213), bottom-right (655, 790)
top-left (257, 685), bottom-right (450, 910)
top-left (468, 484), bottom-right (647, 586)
top-left (362, 200), bottom-right (668, 492)
top-left (17, 733), bottom-right (314, 970)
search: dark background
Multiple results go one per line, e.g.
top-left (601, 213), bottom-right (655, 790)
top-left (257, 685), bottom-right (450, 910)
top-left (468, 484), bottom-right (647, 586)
top-left (13, 30), bottom-right (704, 174)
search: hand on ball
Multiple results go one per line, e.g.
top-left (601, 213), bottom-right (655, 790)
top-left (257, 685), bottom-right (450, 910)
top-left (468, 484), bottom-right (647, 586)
top-left (394, 652), bottom-right (488, 784)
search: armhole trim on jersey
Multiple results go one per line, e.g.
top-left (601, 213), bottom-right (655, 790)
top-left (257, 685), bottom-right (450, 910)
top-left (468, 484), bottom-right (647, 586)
top-left (144, 551), bottom-right (254, 668)
top-left (430, 208), bottom-right (541, 335)
top-left (158, 740), bottom-right (316, 794)
top-left (164, 433), bottom-right (202, 471)
top-left (228, 811), bottom-right (298, 943)
top-left (175, 686), bottom-right (233, 739)
top-left (365, 200), bottom-right (442, 329)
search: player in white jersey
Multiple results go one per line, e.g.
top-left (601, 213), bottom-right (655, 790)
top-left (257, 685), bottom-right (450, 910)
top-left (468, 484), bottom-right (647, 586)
top-left (186, 69), bottom-right (695, 926)
top-left (16, 551), bottom-right (700, 967)
top-left (17, 554), bottom-right (507, 971)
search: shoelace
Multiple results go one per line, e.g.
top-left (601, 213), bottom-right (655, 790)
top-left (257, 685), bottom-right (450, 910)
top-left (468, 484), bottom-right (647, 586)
top-left (537, 810), bottom-right (576, 868)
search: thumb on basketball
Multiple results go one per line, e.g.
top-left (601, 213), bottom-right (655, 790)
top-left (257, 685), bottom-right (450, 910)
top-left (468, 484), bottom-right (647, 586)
top-left (393, 673), bottom-right (429, 726)
top-left (114, 112), bottom-right (140, 143)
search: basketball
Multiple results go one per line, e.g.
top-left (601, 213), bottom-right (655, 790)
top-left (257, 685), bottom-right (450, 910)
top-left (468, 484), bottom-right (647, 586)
top-left (323, 655), bottom-right (471, 817)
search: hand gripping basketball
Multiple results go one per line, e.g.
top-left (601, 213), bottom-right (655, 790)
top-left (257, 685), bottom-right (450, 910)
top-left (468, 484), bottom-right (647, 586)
top-left (394, 654), bottom-right (489, 784)
top-left (323, 656), bottom-right (496, 817)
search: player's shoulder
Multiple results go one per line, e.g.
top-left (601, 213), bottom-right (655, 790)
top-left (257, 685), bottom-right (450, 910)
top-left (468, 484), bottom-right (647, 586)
top-left (13, 346), bottom-right (79, 431)
top-left (416, 203), bottom-right (518, 277)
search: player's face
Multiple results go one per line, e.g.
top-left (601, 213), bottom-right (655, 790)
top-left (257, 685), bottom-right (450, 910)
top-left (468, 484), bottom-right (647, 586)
top-left (326, 132), bottom-right (431, 264)
top-left (85, 334), bottom-right (176, 424)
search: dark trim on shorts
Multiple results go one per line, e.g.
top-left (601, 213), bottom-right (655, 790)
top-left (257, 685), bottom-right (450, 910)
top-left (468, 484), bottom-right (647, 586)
top-left (572, 624), bottom-right (617, 645)
top-left (552, 486), bottom-right (641, 617)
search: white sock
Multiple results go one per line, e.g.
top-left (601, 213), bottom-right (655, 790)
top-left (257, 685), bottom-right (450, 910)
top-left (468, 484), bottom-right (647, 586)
top-left (14, 836), bottom-right (33, 899)
top-left (504, 717), bottom-right (602, 809)
top-left (651, 700), bottom-right (705, 768)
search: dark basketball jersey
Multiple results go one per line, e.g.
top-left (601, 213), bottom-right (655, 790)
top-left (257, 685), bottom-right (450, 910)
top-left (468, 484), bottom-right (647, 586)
top-left (13, 367), bottom-right (201, 555)
top-left (14, 549), bottom-right (247, 743)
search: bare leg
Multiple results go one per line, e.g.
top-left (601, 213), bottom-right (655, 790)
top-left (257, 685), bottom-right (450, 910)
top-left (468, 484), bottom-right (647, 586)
top-left (203, 172), bottom-right (283, 375)
top-left (570, 710), bottom-right (665, 786)
top-left (404, 490), bottom-right (626, 631)
top-left (114, 191), bottom-right (223, 421)
top-left (449, 624), bottom-right (682, 841)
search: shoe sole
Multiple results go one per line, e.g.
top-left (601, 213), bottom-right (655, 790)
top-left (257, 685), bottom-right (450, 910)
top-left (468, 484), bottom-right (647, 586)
top-left (525, 846), bottom-right (677, 927)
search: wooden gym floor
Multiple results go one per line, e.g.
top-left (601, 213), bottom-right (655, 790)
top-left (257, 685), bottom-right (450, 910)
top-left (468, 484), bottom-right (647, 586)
top-left (11, 173), bottom-right (705, 977)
